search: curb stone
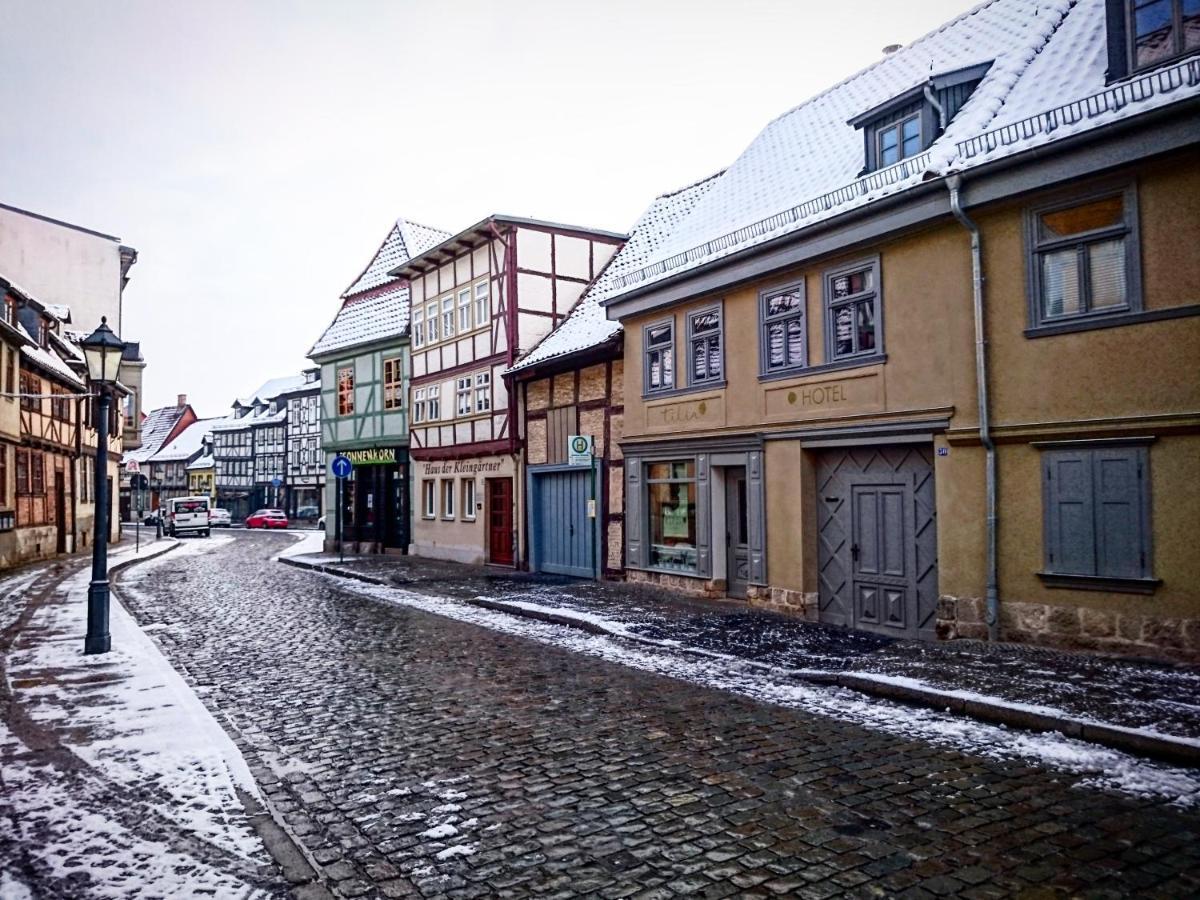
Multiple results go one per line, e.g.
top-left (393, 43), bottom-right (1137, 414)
top-left (279, 556), bottom-right (1200, 769)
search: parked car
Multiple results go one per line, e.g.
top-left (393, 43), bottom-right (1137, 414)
top-left (166, 496), bottom-right (211, 538)
top-left (295, 504), bottom-right (320, 520)
top-left (316, 515), bottom-right (326, 530)
top-left (246, 509), bottom-right (289, 529)
top-left (209, 508), bottom-right (232, 528)
top-left (142, 508), bottom-right (163, 527)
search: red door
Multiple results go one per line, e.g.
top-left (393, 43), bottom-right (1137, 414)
top-left (487, 477), bottom-right (514, 566)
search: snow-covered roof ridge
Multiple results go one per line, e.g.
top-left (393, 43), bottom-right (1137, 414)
top-left (123, 405), bottom-right (190, 463)
top-left (243, 374), bottom-right (308, 405)
top-left (149, 418), bottom-right (218, 462)
top-left (342, 217), bottom-right (451, 298)
top-left (507, 171), bottom-right (722, 374)
top-left (607, 0), bottom-right (1195, 298)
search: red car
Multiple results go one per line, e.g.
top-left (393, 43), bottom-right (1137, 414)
top-left (245, 509), bottom-right (289, 529)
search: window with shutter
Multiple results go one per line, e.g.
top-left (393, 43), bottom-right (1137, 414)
top-left (760, 282), bottom-right (806, 375)
top-left (1040, 443), bottom-right (1155, 590)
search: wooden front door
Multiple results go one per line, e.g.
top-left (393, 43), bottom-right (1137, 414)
top-left (724, 467), bottom-right (749, 599)
top-left (54, 472), bottom-right (67, 553)
top-left (487, 477), bottom-right (514, 566)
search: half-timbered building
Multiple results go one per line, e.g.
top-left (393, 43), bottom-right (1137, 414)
top-left (279, 368), bottom-right (323, 521)
top-left (121, 399), bottom-right (197, 515)
top-left (392, 216), bottom-right (624, 566)
top-left (148, 415), bottom-right (216, 503)
top-left (311, 217), bottom-right (449, 553)
top-left (212, 404), bottom-right (255, 521)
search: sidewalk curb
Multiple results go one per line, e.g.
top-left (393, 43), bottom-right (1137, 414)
top-left (282, 556), bottom-right (1200, 769)
top-left (108, 539), bottom-right (180, 576)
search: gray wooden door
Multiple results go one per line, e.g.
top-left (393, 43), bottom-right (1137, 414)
top-left (531, 468), bottom-right (594, 578)
top-left (725, 467), bottom-right (749, 598)
top-left (816, 445), bottom-right (937, 640)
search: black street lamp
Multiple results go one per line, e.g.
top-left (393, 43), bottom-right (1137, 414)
top-left (80, 316), bottom-right (125, 655)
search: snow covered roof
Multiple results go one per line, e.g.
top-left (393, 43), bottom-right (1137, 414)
top-left (310, 217), bottom-right (450, 359)
top-left (342, 219), bottom-right (451, 297)
top-left (606, 0), bottom-right (1200, 299)
top-left (44, 303), bottom-right (71, 323)
top-left (17, 323), bottom-right (85, 389)
top-left (241, 374), bottom-right (308, 405)
top-left (149, 418), bottom-right (217, 463)
top-left (507, 172), bottom-right (722, 374)
top-left (209, 413), bottom-right (250, 434)
top-left (123, 406), bottom-right (191, 463)
top-left (186, 450), bottom-right (214, 471)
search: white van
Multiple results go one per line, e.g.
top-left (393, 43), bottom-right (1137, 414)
top-left (167, 496), bottom-right (211, 538)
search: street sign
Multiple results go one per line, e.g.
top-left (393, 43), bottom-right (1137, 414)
top-left (271, 477), bottom-right (283, 488)
top-left (567, 435), bottom-right (593, 467)
top-left (126, 460), bottom-right (140, 473)
top-left (330, 454), bottom-right (353, 479)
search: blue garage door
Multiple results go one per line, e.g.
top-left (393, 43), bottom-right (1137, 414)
top-left (531, 468), bottom-right (594, 578)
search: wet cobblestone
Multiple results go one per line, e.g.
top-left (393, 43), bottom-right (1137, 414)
top-left (117, 532), bottom-right (1200, 898)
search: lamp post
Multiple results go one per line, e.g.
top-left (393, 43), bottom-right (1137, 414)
top-left (80, 317), bottom-right (125, 655)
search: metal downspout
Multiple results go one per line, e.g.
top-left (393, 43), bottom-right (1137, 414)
top-left (947, 175), bottom-right (999, 642)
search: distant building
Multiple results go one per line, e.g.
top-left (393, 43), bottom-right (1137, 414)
top-left (187, 434), bottom-right (215, 500)
top-left (278, 368), bottom-right (323, 521)
top-left (310, 218), bottom-right (449, 553)
top-left (147, 416), bottom-right (217, 503)
top-left (120, 397), bottom-right (197, 517)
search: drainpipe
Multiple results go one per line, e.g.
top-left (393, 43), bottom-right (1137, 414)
top-left (947, 175), bottom-right (999, 642)
top-left (923, 84), bottom-right (947, 131)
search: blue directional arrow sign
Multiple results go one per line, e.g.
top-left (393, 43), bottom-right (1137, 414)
top-left (330, 454), bottom-right (353, 479)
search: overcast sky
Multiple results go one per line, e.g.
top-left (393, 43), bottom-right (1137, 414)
top-left (0, 0), bottom-right (976, 416)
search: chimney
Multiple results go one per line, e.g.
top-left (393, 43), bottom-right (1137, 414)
top-left (177, 393), bottom-right (187, 407)
top-left (882, 44), bottom-right (903, 56)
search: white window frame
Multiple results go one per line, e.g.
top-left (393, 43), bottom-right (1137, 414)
top-left (422, 479), bottom-right (436, 518)
top-left (442, 479), bottom-right (456, 519)
top-left (458, 288), bottom-right (472, 333)
top-left (456, 377), bottom-right (472, 416)
top-left (474, 371), bottom-right (491, 412)
top-left (474, 281), bottom-right (489, 328)
top-left (442, 296), bottom-right (455, 339)
top-left (412, 308), bottom-right (424, 348)
top-left (428, 385), bottom-right (440, 420)
top-left (413, 387), bottom-right (426, 424)
top-left (462, 478), bottom-right (476, 520)
top-left (426, 302), bottom-right (439, 342)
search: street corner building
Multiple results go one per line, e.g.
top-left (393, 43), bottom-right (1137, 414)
top-left (0, 202), bottom-right (143, 569)
top-left (392, 215), bottom-right (625, 567)
top-left (309, 218), bottom-right (452, 553)
top-left (597, 0), bottom-right (1200, 660)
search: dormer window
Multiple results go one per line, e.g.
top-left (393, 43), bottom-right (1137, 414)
top-left (1107, 0), bottom-right (1199, 80)
top-left (849, 62), bottom-right (990, 174)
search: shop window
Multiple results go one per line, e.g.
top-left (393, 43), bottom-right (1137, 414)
top-left (337, 367), bottom-right (354, 415)
top-left (462, 478), bottom-right (476, 520)
top-left (442, 479), bottom-right (455, 519)
top-left (1041, 443), bottom-right (1155, 590)
top-left (688, 307), bottom-right (723, 385)
top-left (646, 460), bottom-right (697, 572)
top-left (824, 257), bottom-right (882, 362)
top-left (760, 282), bottom-right (806, 374)
top-left (458, 288), bottom-right (472, 332)
top-left (422, 479), bottom-right (436, 518)
top-left (474, 281), bottom-right (489, 327)
top-left (383, 357), bottom-right (403, 410)
top-left (456, 377), bottom-right (473, 416)
top-left (1026, 186), bottom-right (1141, 332)
top-left (643, 321), bottom-right (674, 394)
top-left (475, 372), bottom-right (491, 413)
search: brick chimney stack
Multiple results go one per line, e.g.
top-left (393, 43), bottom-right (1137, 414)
top-left (177, 393), bottom-right (187, 407)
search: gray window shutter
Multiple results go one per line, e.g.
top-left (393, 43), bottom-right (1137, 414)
top-left (746, 450), bottom-right (766, 584)
top-left (1044, 450), bottom-right (1095, 575)
top-left (695, 454), bottom-right (711, 578)
top-left (625, 457), bottom-right (643, 568)
top-left (1093, 447), bottom-right (1146, 578)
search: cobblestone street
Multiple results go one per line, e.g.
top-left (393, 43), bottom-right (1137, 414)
top-left (112, 532), bottom-right (1200, 899)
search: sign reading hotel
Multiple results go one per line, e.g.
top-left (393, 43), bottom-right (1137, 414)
top-left (764, 370), bottom-right (884, 420)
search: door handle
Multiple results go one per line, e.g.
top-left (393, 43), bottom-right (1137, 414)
top-left (851, 543), bottom-right (860, 561)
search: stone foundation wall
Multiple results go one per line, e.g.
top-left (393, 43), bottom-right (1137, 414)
top-left (939, 594), bottom-right (1200, 662)
top-left (747, 585), bottom-right (819, 621)
top-left (627, 569), bottom-right (726, 600)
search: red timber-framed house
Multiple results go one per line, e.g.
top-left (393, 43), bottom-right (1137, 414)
top-left (0, 277), bottom-right (125, 567)
top-left (391, 216), bottom-right (624, 566)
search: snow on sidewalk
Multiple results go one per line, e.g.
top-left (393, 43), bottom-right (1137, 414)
top-left (2, 537), bottom-right (280, 897)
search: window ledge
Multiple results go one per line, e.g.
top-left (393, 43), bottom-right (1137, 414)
top-left (1036, 572), bottom-right (1161, 594)
top-left (1026, 304), bottom-right (1200, 338)
top-left (642, 381), bottom-right (726, 401)
top-left (758, 355), bottom-right (887, 384)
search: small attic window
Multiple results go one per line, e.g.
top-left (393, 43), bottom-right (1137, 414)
top-left (849, 62), bottom-right (991, 174)
top-left (1106, 0), bottom-right (1200, 80)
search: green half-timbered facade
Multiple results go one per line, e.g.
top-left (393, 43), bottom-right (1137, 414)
top-left (309, 217), bottom-right (449, 553)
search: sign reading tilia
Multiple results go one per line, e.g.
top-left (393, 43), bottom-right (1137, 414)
top-left (343, 447), bottom-right (402, 466)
